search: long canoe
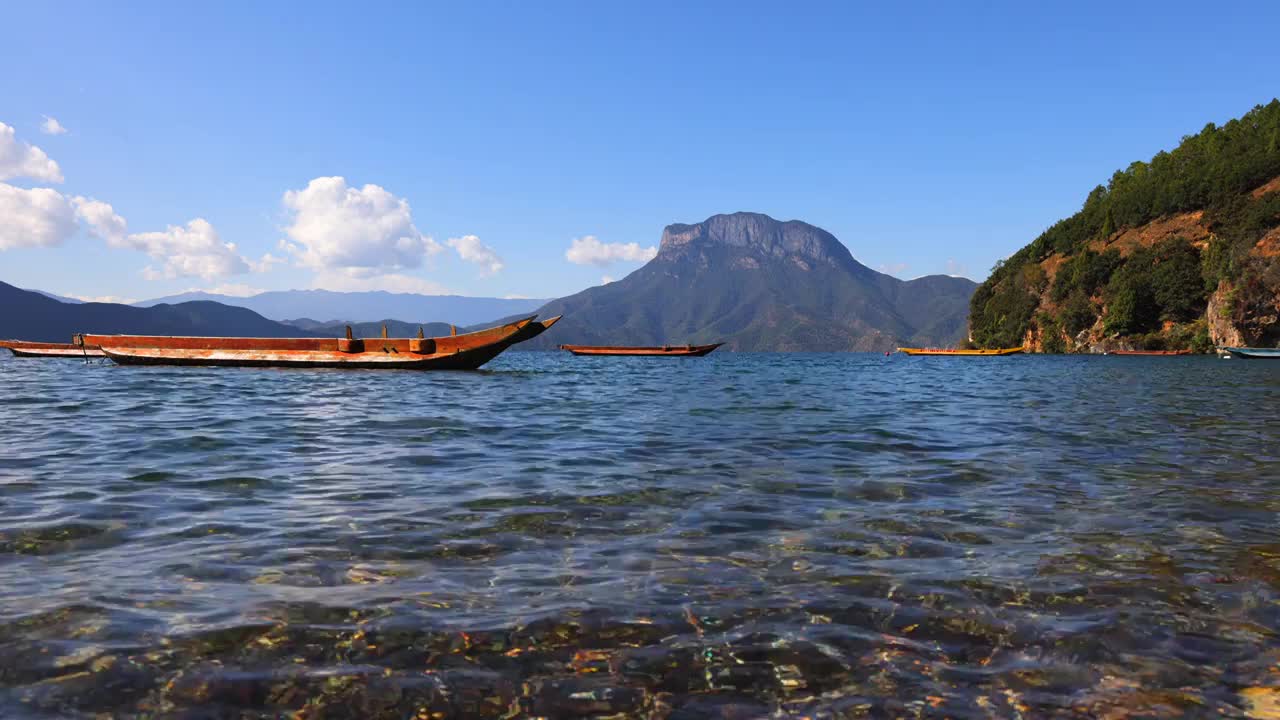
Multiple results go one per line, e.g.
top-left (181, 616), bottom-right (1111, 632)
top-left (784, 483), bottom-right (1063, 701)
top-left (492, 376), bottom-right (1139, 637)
top-left (83, 316), bottom-right (561, 370)
top-left (897, 347), bottom-right (1023, 356)
top-left (1219, 346), bottom-right (1280, 360)
top-left (0, 340), bottom-right (105, 358)
top-left (560, 343), bottom-right (723, 357)
top-left (1110, 349), bottom-right (1192, 356)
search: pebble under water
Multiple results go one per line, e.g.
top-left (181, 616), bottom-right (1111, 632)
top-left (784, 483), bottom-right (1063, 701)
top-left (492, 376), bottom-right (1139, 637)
top-left (1, 351), bottom-right (1279, 718)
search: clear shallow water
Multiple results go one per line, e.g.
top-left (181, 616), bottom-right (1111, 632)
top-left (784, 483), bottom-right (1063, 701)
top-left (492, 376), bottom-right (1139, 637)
top-left (1, 351), bottom-right (1279, 718)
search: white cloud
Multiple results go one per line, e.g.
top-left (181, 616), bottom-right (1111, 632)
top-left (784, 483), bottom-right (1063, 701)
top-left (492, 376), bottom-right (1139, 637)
top-left (600, 275), bottom-right (615, 285)
top-left (446, 234), bottom-right (504, 276)
top-left (565, 235), bottom-right (657, 266)
top-left (125, 218), bottom-right (251, 280)
top-left (878, 262), bottom-right (910, 277)
top-left (0, 122), bottom-right (63, 183)
top-left (282, 176), bottom-right (442, 273)
top-left (70, 196), bottom-right (257, 281)
top-left (0, 183), bottom-right (77, 250)
top-left (944, 259), bottom-right (969, 278)
top-left (66, 293), bottom-right (136, 304)
top-left (72, 196), bottom-right (128, 245)
top-left (250, 252), bottom-right (284, 274)
top-left (311, 268), bottom-right (454, 296)
top-left (41, 116), bottom-right (68, 136)
top-left (0, 136), bottom-right (265, 285)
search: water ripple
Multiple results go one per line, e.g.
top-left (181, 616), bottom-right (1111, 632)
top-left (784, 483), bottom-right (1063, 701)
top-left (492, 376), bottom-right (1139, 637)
top-left (1, 352), bottom-right (1279, 717)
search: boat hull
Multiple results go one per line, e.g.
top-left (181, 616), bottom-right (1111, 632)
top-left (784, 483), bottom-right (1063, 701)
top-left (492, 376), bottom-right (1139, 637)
top-left (560, 343), bottom-right (723, 357)
top-left (0, 340), bottom-right (105, 358)
top-left (1221, 347), bottom-right (1280, 359)
top-left (898, 347), bottom-right (1023, 356)
top-left (88, 316), bottom-right (560, 370)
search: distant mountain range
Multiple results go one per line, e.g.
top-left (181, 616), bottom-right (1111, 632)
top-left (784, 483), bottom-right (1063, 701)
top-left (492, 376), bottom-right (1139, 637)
top-left (0, 281), bottom-right (316, 343)
top-left (282, 318), bottom-right (457, 339)
top-left (524, 212), bottom-right (976, 351)
top-left (134, 290), bottom-right (548, 326)
top-left (27, 289), bottom-right (84, 304)
top-left (5, 214), bottom-right (978, 352)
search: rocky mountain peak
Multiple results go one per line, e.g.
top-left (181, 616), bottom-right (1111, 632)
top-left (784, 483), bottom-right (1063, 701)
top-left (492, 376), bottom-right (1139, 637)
top-left (657, 212), bottom-right (857, 269)
top-left (526, 212), bottom-right (976, 351)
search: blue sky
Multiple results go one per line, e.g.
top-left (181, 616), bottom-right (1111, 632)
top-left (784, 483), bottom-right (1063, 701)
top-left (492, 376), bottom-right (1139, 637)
top-left (2, 1), bottom-right (1278, 302)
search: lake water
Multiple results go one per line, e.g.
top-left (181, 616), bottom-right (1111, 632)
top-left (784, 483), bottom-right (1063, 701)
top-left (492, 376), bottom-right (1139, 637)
top-left (1, 351), bottom-right (1279, 718)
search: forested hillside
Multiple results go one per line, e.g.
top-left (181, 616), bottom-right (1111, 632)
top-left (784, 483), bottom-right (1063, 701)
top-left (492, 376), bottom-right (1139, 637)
top-left (969, 100), bottom-right (1280, 352)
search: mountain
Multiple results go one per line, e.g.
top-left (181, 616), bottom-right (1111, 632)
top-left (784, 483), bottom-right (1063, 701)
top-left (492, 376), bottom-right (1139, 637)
top-left (523, 212), bottom-right (977, 351)
top-left (283, 318), bottom-right (457, 339)
top-left (27, 289), bottom-right (84, 304)
top-left (134, 290), bottom-right (548, 326)
top-left (0, 281), bottom-right (318, 343)
top-left (968, 100), bottom-right (1280, 352)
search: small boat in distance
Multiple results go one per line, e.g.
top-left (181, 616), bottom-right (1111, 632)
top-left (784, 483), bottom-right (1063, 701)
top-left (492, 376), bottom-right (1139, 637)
top-left (0, 340), bottom-right (105, 358)
top-left (897, 347), bottom-right (1023, 356)
top-left (1109, 349), bottom-right (1192, 356)
top-left (560, 343), bottom-right (723, 357)
top-left (81, 316), bottom-right (561, 370)
top-left (1219, 346), bottom-right (1280, 360)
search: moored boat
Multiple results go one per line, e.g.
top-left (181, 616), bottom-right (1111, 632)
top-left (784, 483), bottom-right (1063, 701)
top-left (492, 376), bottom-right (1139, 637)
top-left (0, 340), bottom-right (105, 358)
top-left (1109, 349), bottom-right (1192, 356)
top-left (1219, 346), bottom-right (1280, 360)
top-left (897, 347), bottom-right (1023, 356)
top-left (82, 316), bottom-right (561, 370)
top-left (560, 343), bottom-right (723, 357)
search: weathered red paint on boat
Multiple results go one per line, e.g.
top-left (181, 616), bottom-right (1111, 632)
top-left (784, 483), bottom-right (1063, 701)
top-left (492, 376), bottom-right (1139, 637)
top-left (84, 316), bottom-right (561, 370)
top-left (1109, 349), bottom-right (1192, 356)
top-left (0, 340), bottom-right (105, 358)
top-left (560, 343), bottom-right (723, 357)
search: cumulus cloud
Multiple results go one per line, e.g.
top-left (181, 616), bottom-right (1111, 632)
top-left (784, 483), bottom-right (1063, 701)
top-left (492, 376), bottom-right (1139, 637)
top-left (446, 234), bottom-right (504, 276)
top-left (41, 116), bottom-right (68, 135)
top-left (68, 196), bottom-right (257, 281)
top-left (565, 235), bottom-right (657, 266)
top-left (0, 122), bottom-right (63, 183)
top-left (126, 218), bottom-right (251, 280)
top-left (311, 269), bottom-right (454, 296)
top-left (72, 196), bottom-right (128, 245)
top-left (282, 176), bottom-right (442, 273)
top-left (249, 252), bottom-right (284, 274)
top-left (0, 131), bottom-right (265, 285)
top-left (0, 184), bottom-right (77, 250)
top-left (600, 275), bottom-right (615, 285)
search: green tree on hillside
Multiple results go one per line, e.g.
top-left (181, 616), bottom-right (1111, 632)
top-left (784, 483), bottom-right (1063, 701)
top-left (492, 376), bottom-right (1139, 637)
top-left (1150, 238), bottom-right (1205, 321)
top-left (1060, 290), bottom-right (1096, 336)
top-left (1104, 277), bottom-right (1157, 335)
top-left (969, 99), bottom-right (1280, 349)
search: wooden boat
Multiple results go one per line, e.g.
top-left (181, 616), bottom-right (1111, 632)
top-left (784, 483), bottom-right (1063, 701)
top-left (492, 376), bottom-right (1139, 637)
top-left (82, 316), bottom-right (561, 370)
top-left (0, 339), bottom-right (105, 358)
top-left (897, 347), bottom-right (1023, 356)
top-left (1109, 349), bottom-right (1192, 356)
top-left (560, 343), bottom-right (723, 357)
top-left (1219, 346), bottom-right (1280, 360)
